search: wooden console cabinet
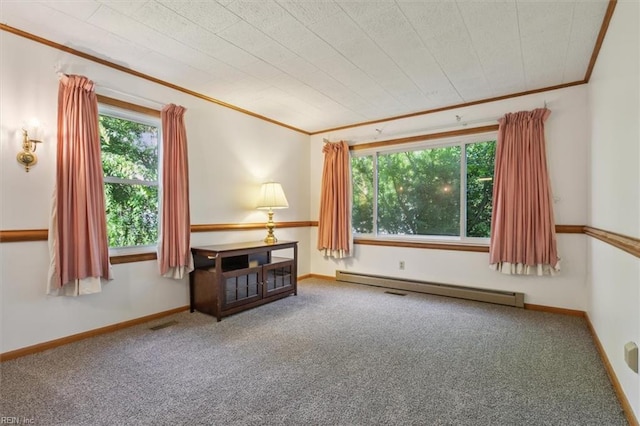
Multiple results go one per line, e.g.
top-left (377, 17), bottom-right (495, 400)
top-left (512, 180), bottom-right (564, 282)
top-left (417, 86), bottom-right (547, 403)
top-left (190, 241), bottom-right (297, 321)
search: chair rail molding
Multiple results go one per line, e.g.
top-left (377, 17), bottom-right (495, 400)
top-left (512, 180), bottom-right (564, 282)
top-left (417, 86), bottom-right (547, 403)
top-left (3, 224), bottom-right (637, 260)
top-left (583, 226), bottom-right (640, 258)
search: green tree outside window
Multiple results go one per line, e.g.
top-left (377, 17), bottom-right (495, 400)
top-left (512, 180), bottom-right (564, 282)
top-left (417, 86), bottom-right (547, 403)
top-left (99, 114), bottom-right (159, 248)
top-left (351, 138), bottom-right (495, 239)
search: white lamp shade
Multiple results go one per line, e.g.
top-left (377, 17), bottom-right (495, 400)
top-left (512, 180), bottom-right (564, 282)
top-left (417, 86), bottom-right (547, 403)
top-left (257, 182), bottom-right (289, 209)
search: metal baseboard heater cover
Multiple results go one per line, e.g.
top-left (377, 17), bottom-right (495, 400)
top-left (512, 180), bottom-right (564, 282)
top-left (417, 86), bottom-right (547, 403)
top-left (336, 271), bottom-right (524, 308)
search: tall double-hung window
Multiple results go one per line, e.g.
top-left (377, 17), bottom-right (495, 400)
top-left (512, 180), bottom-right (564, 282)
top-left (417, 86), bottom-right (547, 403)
top-left (98, 104), bottom-right (160, 248)
top-left (352, 133), bottom-right (496, 241)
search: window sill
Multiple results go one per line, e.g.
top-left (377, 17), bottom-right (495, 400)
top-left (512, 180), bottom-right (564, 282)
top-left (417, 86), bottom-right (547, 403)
top-left (353, 237), bottom-right (490, 253)
top-left (109, 246), bottom-right (157, 264)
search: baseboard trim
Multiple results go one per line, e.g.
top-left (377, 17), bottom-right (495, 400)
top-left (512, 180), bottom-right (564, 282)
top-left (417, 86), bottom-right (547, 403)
top-left (524, 303), bottom-right (586, 317)
top-left (0, 306), bottom-right (189, 362)
top-left (585, 313), bottom-right (639, 426)
top-left (300, 273), bottom-right (336, 281)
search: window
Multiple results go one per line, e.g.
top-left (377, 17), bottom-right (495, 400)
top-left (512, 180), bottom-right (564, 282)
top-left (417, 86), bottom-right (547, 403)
top-left (99, 106), bottom-right (160, 248)
top-left (351, 134), bottom-right (496, 241)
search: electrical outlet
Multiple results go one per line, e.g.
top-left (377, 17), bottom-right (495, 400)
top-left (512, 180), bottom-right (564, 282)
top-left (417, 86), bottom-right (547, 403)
top-left (624, 342), bottom-right (638, 373)
top-left (399, 261), bottom-right (405, 270)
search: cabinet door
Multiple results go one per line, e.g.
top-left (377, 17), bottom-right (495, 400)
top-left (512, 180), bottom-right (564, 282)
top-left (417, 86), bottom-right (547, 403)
top-left (222, 266), bottom-right (262, 308)
top-left (263, 260), bottom-right (295, 297)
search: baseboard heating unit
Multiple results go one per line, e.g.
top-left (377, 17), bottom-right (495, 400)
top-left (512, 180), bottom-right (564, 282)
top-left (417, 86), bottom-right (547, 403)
top-left (335, 270), bottom-right (524, 308)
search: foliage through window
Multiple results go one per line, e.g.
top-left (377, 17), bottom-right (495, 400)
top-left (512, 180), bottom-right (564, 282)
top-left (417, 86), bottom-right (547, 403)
top-left (352, 136), bottom-right (496, 240)
top-left (99, 107), bottom-right (159, 248)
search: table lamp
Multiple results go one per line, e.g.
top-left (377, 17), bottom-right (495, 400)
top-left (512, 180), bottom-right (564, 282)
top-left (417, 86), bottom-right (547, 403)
top-left (257, 182), bottom-right (289, 244)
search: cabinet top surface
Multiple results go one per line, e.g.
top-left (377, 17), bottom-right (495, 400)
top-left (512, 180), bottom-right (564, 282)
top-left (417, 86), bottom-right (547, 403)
top-left (192, 240), bottom-right (297, 254)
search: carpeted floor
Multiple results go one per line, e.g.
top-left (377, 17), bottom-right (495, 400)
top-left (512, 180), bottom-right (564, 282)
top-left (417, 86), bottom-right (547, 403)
top-left (0, 279), bottom-right (627, 425)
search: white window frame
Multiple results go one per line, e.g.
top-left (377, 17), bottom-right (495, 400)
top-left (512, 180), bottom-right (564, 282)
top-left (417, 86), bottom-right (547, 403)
top-left (98, 104), bottom-right (161, 254)
top-left (351, 131), bottom-right (497, 245)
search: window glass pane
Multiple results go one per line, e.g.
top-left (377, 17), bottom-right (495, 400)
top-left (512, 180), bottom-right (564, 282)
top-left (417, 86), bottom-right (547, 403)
top-left (100, 115), bottom-right (158, 181)
top-left (466, 141), bottom-right (496, 238)
top-left (99, 112), bottom-right (159, 248)
top-left (104, 182), bottom-right (159, 247)
top-left (351, 155), bottom-right (374, 234)
top-left (378, 146), bottom-right (460, 236)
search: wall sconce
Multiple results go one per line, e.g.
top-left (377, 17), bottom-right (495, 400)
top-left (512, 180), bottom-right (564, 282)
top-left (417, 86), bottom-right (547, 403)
top-left (256, 182), bottom-right (289, 244)
top-left (17, 128), bottom-right (43, 172)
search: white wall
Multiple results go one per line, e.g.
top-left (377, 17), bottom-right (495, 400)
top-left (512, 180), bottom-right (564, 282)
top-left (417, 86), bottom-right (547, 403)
top-left (0, 31), bottom-right (310, 353)
top-left (586, 0), bottom-right (640, 418)
top-left (2, 15), bottom-right (637, 425)
top-left (310, 85), bottom-right (590, 310)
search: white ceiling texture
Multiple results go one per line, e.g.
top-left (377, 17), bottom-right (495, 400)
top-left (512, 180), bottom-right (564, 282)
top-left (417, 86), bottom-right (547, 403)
top-left (1, 0), bottom-right (610, 134)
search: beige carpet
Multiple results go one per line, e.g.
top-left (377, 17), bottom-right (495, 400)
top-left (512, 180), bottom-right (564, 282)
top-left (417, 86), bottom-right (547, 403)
top-left (0, 279), bottom-right (627, 425)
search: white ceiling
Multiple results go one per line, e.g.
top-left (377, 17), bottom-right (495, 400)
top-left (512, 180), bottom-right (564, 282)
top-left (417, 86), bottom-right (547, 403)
top-left (1, 0), bottom-right (610, 133)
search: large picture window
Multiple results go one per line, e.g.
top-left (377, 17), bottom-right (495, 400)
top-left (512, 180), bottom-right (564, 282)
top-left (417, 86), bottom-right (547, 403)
top-left (352, 134), bottom-right (496, 241)
top-left (99, 106), bottom-right (160, 248)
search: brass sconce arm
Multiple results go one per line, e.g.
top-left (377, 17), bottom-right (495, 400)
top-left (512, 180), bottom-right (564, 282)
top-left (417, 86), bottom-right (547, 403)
top-left (17, 129), bottom-right (43, 172)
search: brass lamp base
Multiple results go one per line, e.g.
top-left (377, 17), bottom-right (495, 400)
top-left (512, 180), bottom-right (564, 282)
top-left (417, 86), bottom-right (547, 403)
top-left (263, 210), bottom-right (278, 244)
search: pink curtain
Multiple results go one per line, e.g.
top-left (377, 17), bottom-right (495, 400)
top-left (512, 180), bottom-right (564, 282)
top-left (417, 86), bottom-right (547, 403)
top-left (317, 141), bottom-right (352, 258)
top-left (48, 74), bottom-right (112, 295)
top-left (489, 108), bottom-right (559, 275)
top-left (158, 104), bottom-right (193, 278)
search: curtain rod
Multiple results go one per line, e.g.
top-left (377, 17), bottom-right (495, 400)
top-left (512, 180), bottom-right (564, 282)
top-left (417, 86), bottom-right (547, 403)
top-left (324, 100), bottom-right (550, 145)
top-left (96, 86), bottom-right (165, 109)
top-left (55, 68), bottom-right (165, 108)
top-left (325, 118), bottom-right (498, 145)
